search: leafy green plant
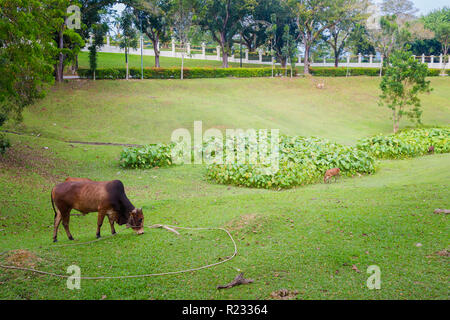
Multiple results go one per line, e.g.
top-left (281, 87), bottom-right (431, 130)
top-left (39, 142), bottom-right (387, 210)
top-left (119, 143), bottom-right (174, 169)
top-left (357, 127), bottom-right (450, 159)
top-left (0, 134), bottom-right (10, 155)
top-left (379, 50), bottom-right (432, 133)
top-left (206, 135), bottom-right (376, 189)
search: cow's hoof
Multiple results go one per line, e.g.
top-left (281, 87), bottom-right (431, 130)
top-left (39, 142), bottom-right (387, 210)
top-left (69, 236), bottom-right (74, 241)
top-left (112, 232), bottom-right (116, 235)
top-left (53, 238), bottom-right (57, 243)
top-left (96, 234), bottom-right (101, 239)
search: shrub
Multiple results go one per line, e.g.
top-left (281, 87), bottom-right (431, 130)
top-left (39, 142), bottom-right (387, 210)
top-left (356, 128), bottom-right (450, 159)
top-left (78, 67), bottom-right (296, 80)
top-left (119, 143), bottom-right (174, 169)
top-left (0, 134), bottom-right (10, 155)
top-left (206, 135), bottom-right (376, 189)
top-left (309, 67), bottom-right (448, 77)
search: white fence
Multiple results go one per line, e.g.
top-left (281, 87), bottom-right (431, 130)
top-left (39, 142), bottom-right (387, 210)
top-left (82, 36), bottom-right (450, 69)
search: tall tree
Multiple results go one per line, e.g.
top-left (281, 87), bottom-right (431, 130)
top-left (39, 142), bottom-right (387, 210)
top-left (197, 0), bottom-right (254, 68)
top-left (323, 0), bottom-right (369, 67)
top-left (290, 0), bottom-right (358, 75)
top-left (89, 23), bottom-right (108, 80)
top-left (379, 49), bottom-right (431, 133)
top-left (116, 7), bottom-right (139, 79)
top-left (134, 0), bottom-right (172, 68)
top-left (380, 0), bottom-right (418, 19)
top-left (1, 0), bottom-right (55, 127)
top-left (423, 7), bottom-right (450, 73)
top-left (171, 0), bottom-right (197, 79)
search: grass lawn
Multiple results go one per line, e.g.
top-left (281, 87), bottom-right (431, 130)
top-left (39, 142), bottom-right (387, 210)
top-left (77, 51), bottom-right (273, 69)
top-left (0, 77), bottom-right (449, 299)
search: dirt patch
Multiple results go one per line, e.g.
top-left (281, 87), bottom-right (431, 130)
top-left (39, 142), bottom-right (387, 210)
top-left (270, 289), bottom-right (299, 300)
top-left (5, 250), bottom-right (42, 268)
top-left (0, 143), bottom-right (69, 183)
top-left (435, 249), bottom-right (449, 257)
top-left (226, 214), bottom-right (267, 232)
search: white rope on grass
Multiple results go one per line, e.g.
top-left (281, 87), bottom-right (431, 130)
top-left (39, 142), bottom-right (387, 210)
top-left (0, 224), bottom-right (238, 280)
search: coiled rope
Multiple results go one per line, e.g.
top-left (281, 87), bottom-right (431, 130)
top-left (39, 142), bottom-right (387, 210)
top-left (0, 224), bottom-right (237, 280)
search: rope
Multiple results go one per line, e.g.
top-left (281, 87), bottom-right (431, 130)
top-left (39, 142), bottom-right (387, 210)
top-left (0, 224), bottom-right (238, 280)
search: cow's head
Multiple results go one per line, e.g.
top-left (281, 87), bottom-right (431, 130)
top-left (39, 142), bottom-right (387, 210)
top-left (127, 208), bottom-right (144, 235)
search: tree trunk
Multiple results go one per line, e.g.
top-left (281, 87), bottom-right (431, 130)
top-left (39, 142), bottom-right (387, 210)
top-left (303, 43), bottom-right (311, 75)
top-left (181, 53), bottom-right (184, 80)
top-left (153, 36), bottom-right (160, 68)
top-left (334, 54), bottom-right (339, 68)
top-left (125, 49), bottom-right (129, 80)
top-left (393, 110), bottom-right (399, 134)
top-left (222, 48), bottom-right (229, 68)
top-left (56, 27), bottom-right (64, 82)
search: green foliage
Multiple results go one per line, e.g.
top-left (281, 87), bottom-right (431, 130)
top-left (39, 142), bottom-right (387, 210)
top-left (309, 67), bottom-right (448, 77)
top-left (0, 0), bottom-right (55, 124)
top-left (119, 143), bottom-right (174, 169)
top-left (77, 66), bottom-right (297, 79)
top-left (206, 135), bottom-right (376, 189)
top-left (379, 49), bottom-right (432, 133)
top-left (0, 134), bottom-right (10, 155)
top-left (357, 127), bottom-right (450, 159)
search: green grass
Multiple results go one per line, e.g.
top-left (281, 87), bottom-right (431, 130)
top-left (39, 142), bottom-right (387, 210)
top-left (77, 51), bottom-right (270, 69)
top-left (0, 77), bottom-right (449, 299)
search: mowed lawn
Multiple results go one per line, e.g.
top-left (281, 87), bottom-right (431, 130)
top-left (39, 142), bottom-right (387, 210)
top-left (77, 51), bottom-right (271, 69)
top-left (0, 77), bottom-right (449, 299)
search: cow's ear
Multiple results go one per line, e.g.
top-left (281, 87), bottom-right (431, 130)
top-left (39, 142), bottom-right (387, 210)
top-left (139, 208), bottom-right (143, 214)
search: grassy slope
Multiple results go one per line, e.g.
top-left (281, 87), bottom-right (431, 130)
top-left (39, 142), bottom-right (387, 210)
top-left (0, 77), bottom-right (449, 300)
top-left (6, 77), bottom-right (450, 146)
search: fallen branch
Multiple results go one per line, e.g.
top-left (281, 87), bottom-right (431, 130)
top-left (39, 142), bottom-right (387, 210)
top-left (434, 209), bottom-right (450, 215)
top-left (217, 273), bottom-right (254, 289)
top-left (149, 224), bottom-right (180, 235)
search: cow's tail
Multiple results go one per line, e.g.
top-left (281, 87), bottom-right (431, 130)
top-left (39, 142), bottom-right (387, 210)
top-left (50, 187), bottom-right (57, 219)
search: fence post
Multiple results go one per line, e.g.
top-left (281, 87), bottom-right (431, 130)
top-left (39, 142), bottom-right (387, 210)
top-left (245, 48), bottom-right (249, 63)
top-left (358, 53), bottom-right (362, 65)
top-left (258, 49), bottom-right (263, 63)
top-left (369, 54), bottom-right (373, 65)
top-left (106, 35), bottom-right (110, 46)
top-left (298, 54), bottom-right (302, 65)
top-left (216, 46), bottom-right (221, 61)
top-left (201, 42), bottom-right (206, 59)
top-left (171, 38), bottom-right (175, 57)
top-left (439, 54), bottom-right (443, 69)
top-left (421, 53), bottom-right (425, 63)
top-left (323, 57), bottom-right (326, 66)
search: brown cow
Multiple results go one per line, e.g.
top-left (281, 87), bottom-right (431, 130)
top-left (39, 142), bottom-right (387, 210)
top-left (324, 168), bottom-right (340, 183)
top-left (51, 179), bottom-right (144, 242)
top-left (65, 177), bottom-right (92, 182)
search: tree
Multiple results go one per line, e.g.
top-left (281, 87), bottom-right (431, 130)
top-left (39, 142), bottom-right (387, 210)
top-left (423, 7), bottom-right (450, 74)
top-left (171, 0), bottom-right (197, 79)
top-left (134, 0), bottom-right (172, 68)
top-left (89, 23), bottom-right (108, 80)
top-left (348, 23), bottom-right (376, 56)
top-left (281, 25), bottom-right (297, 76)
top-left (380, 0), bottom-right (418, 19)
top-left (323, 0), bottom-right (368, 67)
top-left (197, 0), bottom-right (254, 68)
top-left (290, 0), bottom-right (359, 75)
top-left (0, 0), bottom-right (55, 127)
top-left (116, 7), bottom-right (139, 79)
top-left (379, 49), bottom-right (432, 134)
top-left (264, 3), bottom-right (298, 68)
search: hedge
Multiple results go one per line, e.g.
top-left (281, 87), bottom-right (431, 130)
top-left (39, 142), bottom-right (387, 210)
top-left (78, 67), bottom-right (296, 79)
top-left (309, 67), bottom-right (449, 77)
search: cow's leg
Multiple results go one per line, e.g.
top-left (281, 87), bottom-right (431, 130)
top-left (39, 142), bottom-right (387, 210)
top-left (96, 211), bottom-right (106, 238)
top-left (53, 209), bottom-right (63, 242)
top-left (62, 211), bottom-right (74, 241)
top-left (107, 214), bottom-right (116, 235)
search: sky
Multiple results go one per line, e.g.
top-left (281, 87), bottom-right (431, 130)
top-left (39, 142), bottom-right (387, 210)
top-left (113, 1), bottom-right (448, 16)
